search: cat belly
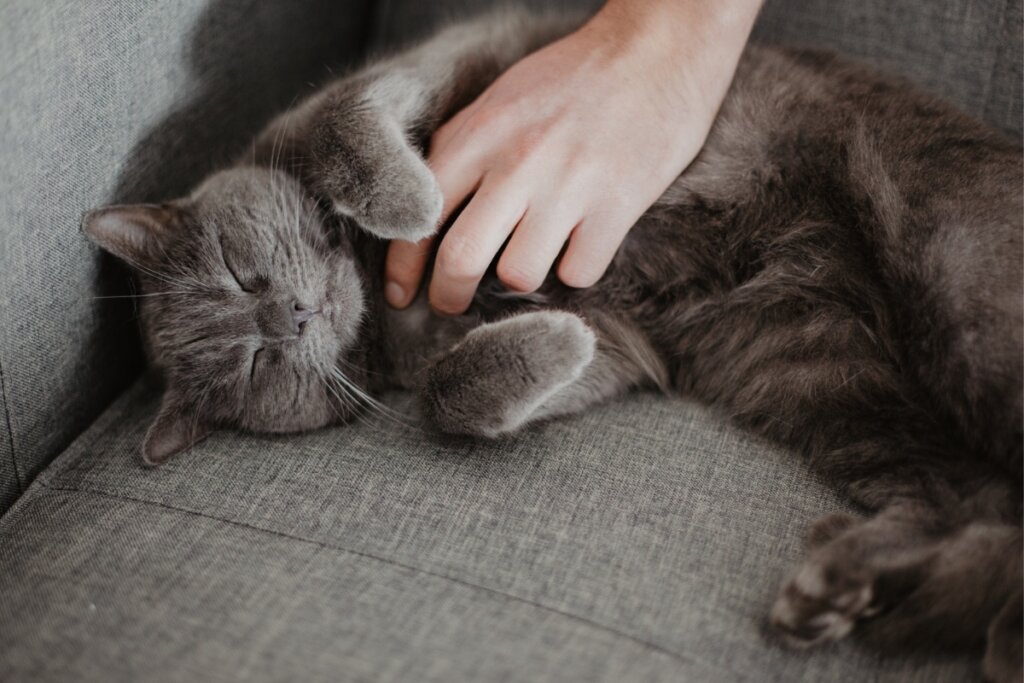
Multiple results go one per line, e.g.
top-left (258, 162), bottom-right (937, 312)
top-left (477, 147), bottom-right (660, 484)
top-left (381, 295), bottom-right (480, 389)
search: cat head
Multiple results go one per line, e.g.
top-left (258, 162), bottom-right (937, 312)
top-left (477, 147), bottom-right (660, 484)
top-left (83, 166), bottom-right (368, 466)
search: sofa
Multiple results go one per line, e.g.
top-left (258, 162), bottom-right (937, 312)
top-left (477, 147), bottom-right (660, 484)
top-left (1, 1), bottom-right (1020, 680)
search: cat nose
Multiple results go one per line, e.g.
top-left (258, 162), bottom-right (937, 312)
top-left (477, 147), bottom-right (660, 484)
top-left (291, 300), bottom-right (318, 333)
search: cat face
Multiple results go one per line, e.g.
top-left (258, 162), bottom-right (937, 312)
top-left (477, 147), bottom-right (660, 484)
top-left (83, 167), bottom-right (367, 465)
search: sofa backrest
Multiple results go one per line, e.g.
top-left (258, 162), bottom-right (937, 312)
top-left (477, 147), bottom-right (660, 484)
top-left (753, 0), bottom-right (1022, 138)
top-left (0, 0), bottom-right (373, 511)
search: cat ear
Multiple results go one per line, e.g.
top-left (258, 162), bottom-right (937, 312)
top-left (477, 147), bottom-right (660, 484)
top-left (81, 203), bottom-right (181, 267)
top-left (142, 390), bottom-right (211, 467)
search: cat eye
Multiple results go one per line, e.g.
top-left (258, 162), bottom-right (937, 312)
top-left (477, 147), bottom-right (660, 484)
top-left (224, 255), bottom-right (253, 293)
top-left (219, 237), bottom-right (254, 293)
top-left (250, 347), bottom-right (265, 382)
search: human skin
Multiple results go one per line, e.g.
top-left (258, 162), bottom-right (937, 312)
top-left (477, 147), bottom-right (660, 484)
top-left (384, 0), bottom-right (765, 314)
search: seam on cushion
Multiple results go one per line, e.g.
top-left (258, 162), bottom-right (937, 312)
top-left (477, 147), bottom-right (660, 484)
top-left (36, 480), bottom-right (720, 673)
top-left (34, 378), bottom-right (147, 486)
top-left (0, 359), bottom-right (21, 493)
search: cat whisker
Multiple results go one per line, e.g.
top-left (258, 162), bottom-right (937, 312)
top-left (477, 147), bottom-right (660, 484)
top-left (328, 366), bottom-right (419, 432)
top-left (315, 369), bottom-right (390, 432)
top-left (336, 354), bottom-right (386, 379)
top-left (322, 364), bottom-right (414, 432)
top-left (90, 291), bottom-right (195, 300)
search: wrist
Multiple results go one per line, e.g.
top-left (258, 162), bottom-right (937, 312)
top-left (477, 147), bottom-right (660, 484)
top-left (584, 0), bottom-right (762, 115)
top-left (589, 0), bottom-right (762, 46)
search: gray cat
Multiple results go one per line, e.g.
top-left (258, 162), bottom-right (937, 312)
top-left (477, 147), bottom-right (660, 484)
top-left (81, 9), bottom-right (1022, 681)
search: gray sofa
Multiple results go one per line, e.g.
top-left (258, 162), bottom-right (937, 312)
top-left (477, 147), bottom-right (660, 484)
top-left (1, 1), bottom-right (1020, 681)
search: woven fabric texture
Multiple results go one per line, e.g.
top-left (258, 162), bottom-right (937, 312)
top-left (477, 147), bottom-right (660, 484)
top-left (0, 382), bottom-right (980, 681)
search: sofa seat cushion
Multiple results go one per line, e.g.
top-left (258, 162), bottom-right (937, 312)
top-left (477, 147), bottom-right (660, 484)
top-left (0, 381), bottom-right (979, 682)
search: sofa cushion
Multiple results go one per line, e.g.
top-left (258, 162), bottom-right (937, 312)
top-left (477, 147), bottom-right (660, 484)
top-left (0, 380), bottom-right (980, 681)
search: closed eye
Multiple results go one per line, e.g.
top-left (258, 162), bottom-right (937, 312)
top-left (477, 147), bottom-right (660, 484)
top-left (219, 236), bottom-right (253, 293)
top-left (250, 347), bottom-right (265, 382)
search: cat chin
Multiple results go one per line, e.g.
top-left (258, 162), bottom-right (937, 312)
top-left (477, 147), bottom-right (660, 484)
top-left (237, 400), bottom-right (346, 435)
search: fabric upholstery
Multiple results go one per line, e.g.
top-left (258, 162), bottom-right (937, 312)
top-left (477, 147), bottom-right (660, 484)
top-left (0, 381), bottom-right (980, 681)
top-left (0, 0), bottom-right (374, 511)
top-left (753, 0), bottom-right (1023, 137)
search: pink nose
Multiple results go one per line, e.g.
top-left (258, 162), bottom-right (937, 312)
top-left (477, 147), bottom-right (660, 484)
top-left (291, 301), bottom-right (318, 331)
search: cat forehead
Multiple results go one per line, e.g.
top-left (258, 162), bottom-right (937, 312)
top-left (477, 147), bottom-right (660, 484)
top-left (190, 166), bottom-right (303, 216)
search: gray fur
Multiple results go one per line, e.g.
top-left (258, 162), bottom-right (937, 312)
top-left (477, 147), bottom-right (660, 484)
top-left (84, 168), bottom-right (368, 465)
top-left (424, 310), bottom-right (596, 436)
top-left (82, 8), bottom-right (1022, 680)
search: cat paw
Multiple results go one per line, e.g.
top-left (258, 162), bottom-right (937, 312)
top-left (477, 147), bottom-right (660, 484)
top-left (424, 311), bottom-right (595, 437)
top-left (770, 554), bottom-right (877, 647)
top-left (769, 509), bottom-right (934, 648)
top-left (326, 148), bottom-right (441, 241)
top-left (311, 108), bottom-right (441, 241)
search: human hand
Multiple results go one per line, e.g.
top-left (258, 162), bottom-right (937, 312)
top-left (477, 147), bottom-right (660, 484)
top-left (385, 0), bottom-right (762, 314)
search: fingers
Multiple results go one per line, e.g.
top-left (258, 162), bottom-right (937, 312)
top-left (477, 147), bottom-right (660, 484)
top-left (429, 97), bottom-right (481, 167)
top-left (429, 173), bottom-right (526, 315)
top-left (557, 213), bottom-right (632, 288)
top-left (496, 204), bottom-right (578, 293)
top-left (385, 236), bottom-right (434, 308)
top-left (429, 110), bottom-right (485, 226)
top-left (384, 110), bottom-right (483, 310)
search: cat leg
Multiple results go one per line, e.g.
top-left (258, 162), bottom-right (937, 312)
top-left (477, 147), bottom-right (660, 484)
top-left (673, 285), bottom-right (1021, 666)
top-left (254, 10), bottom-right (577, 241)
top-left (422, 310), bottom-right (652, 437)
top-left (771, 499), bottom-right (1022, 659)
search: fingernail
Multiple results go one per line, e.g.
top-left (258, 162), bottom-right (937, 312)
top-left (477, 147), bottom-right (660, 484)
top-left (385, 282), bottom-right (407, 308)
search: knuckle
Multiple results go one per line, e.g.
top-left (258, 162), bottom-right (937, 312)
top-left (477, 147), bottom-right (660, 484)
top-left (436, 232), bottom-right (488, 281)
top-left (428, 141), bottom-right (458, 177)
top-left (502, 131), bottom-right (545, 172)
top-left (558, 258), bottom-right (604, 289)
top-left (496, 259), bottom-right (543, 292)
top-left (472, 104), bottom-right (508, 131)
top-left (430, 122), bottom-right (454, 150)
top-left (429, 290), bottom-right (468, 316)
top-left (385, 253), bottom-right (420, 285)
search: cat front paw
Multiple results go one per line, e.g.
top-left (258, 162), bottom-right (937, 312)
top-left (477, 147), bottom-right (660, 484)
top-left (310, 106), bottom-right (441, 241)
top-left (424, 311), bottom-right (596, 437)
